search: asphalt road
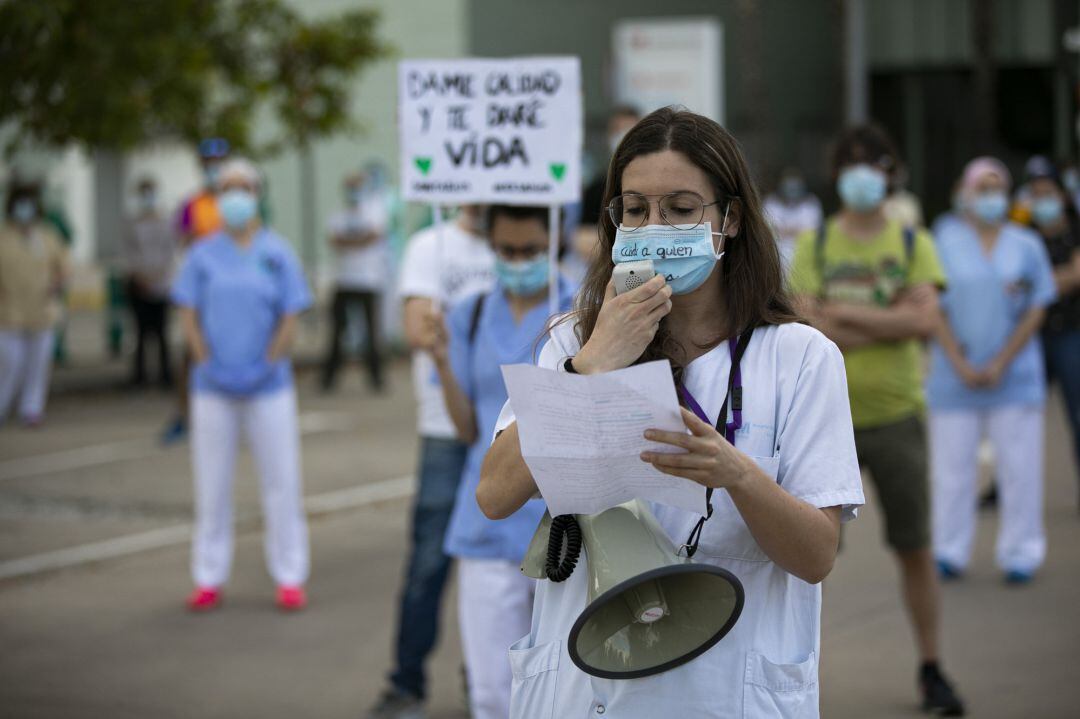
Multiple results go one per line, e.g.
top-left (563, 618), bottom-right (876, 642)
top-left (1, 359), bottom-right (1078, 718)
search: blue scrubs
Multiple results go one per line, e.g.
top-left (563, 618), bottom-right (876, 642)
top-left (927, 220), bottom-right (1057, 410)
top-left (443, 278), bottom-right (576, 562)
top-left (172, 229), bottom-right (312, 396)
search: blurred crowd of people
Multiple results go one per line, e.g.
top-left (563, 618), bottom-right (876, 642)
top-left (0, 106), bottom-right (1077, 719)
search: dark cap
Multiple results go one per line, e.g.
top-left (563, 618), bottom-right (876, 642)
top-left (198, 137), bottom-right (230, 160)
top-left (1024, 155), bottom-right (1058, 183)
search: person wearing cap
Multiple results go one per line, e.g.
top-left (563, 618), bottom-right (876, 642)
top-left (0, 180), bottom-right (69, 427)
top-left (171, 158), bottom-right (313, 612)
top-left (927, 157), bottom-right (1057, 586)
top-left (178, 138), bottom-right (229, 246)
top-left (1024, 157), bottom-right (1080, 506)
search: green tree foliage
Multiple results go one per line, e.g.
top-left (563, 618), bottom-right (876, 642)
top-left (0, 0), bottom-right (389, 155)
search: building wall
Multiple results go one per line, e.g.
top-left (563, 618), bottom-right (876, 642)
top-left (466, 0), bottom-right (844, 196)
top-left (866, 0), bottom-right (1056, 69)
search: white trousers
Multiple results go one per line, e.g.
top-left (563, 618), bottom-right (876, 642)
top-left (458, 558), bottom-right (536, 719)
top-left (190, 388), bottom-right (309, 588)
top-left (929, 405), bottom-right (1046, 573)
top-left (0, 328), bottom-right (55, 421)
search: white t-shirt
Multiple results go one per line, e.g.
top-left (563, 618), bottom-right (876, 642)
top-left (328, 197), bottom-right (389, 291)
top-left (764, 195), bottom-right (823, 272)
top-left (494, 319), bottom-right (864, 718)
top-left (398, 221), bottom-right (495, 438)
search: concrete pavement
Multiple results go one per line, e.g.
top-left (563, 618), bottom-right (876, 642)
top-left (1, 359), bottom-right (1078, 718)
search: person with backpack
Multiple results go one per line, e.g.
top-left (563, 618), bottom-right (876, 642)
top-left (789, 125), bottom-right (965, 716)
top-left (927, 157), bottom-right (1057, 585)
top-left (429, 204), bottom-right (575, 719)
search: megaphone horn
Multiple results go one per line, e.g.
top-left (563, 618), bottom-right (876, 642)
top-left (522, 500), bottom-right (744, 680)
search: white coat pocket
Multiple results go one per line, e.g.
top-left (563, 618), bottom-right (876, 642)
top-left (743, 650), bottom-right (818, 718)
top-left (697, 456), bottom-right (780, 562)
top-left (508, 636), bottom-right (560, 719)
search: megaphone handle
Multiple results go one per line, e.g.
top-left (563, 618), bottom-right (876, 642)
top-left (545, 515), bottom-right (582, 582)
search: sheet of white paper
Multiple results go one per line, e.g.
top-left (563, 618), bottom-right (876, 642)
top-left (501, 360), bottom-right (706, 516)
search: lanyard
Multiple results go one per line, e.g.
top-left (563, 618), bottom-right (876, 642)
top-left (676, 327), bottom-right (754, 558)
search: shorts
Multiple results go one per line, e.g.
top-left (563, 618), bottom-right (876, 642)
top-left (853, 414), bottom-right (930, 552)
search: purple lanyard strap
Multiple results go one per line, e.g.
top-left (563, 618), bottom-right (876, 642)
top-left (677, 335), bottom-right (744, 445)
top-left (675, 328), bottom-right (753, 558)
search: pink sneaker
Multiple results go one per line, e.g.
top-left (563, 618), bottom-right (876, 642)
top-left (185, 586), bottom-right (222, 612)
top-left (276, 585), bottom-right (307, 611)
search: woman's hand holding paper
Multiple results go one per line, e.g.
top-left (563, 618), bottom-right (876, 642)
top-left (640, 407), bottom-right (757, 491)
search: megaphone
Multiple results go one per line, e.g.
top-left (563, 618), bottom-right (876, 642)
top-left (521, 500), bottom-right (744, 680)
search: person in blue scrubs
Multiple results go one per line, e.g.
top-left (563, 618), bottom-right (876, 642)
top-left (172, 158), bottom-right (314, 612)
top-left (429, 204), bottom-right (575, 719)
top-left (928, 157), bottom-right (1057, 584)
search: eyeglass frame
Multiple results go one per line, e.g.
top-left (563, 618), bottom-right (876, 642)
top-left (606, 190), bottom-right (733, 231)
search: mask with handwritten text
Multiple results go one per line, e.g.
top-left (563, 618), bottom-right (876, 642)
top-left (612, 221), bottom-right (724, 295)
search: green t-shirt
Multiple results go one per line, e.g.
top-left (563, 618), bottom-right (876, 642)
top-left (789, 219), bottom-right (945, 429)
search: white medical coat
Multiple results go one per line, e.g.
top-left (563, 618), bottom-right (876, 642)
top-left (494, 320), bottom-right (865, 718)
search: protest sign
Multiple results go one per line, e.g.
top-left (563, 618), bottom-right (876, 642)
top-left (398, 57), bottom-right (582, 205)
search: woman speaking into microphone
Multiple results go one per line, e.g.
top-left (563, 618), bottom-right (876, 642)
top-left (478, 107), bottom-right (864, 717)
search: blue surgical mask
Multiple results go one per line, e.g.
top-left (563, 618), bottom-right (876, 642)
top-left (1031, 196), bottom-right (1064, 228)
top-left (219, 189), bottom-right (258, 229)
top-left (837, 164), bottom-right (887, 212)
top-left (495, 254), bottom-right (550, 296)
top-left (612, 215), bottom-right (727, 295)
top-left (969, 191), bottom-right (1009, 225)
top-left (780, 177), bottom-right (806, 202)
top-left (11, 198), bottom-right (37, 224)
top-left (138, 190), bottom-right (157, 212)
top-left (205, 165), bottom-right (222, 190)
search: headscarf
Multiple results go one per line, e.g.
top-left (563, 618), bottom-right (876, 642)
top-left (960, 156), bottom-right (1011, 199)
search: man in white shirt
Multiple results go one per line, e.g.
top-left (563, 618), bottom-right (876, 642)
top-left (367, 205), bottom-right (494, 719)
top-left (321, 172), bottom-right (389, 392)
top-left (124, 176), bottom-right (177, 388)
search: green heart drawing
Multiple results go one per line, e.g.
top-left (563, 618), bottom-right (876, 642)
top-left (549, 163), bottom-right (566, 181)
top-left (414, 157), bottom-right (432, 175)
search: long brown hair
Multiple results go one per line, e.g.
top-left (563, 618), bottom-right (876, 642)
top-left (571, 106), bottom-right (799, 378)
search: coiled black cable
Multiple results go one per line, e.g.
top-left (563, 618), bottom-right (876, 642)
top-left (544, 514), bottom-right (582, 582)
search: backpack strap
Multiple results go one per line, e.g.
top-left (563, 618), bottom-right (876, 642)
top-left (901, 225), bottom-right (917, 283)
top-left (467, 292), bottom-right (486, 346)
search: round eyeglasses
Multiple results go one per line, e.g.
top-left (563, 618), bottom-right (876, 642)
top-left (607, 191), bottom-right (726, 231)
